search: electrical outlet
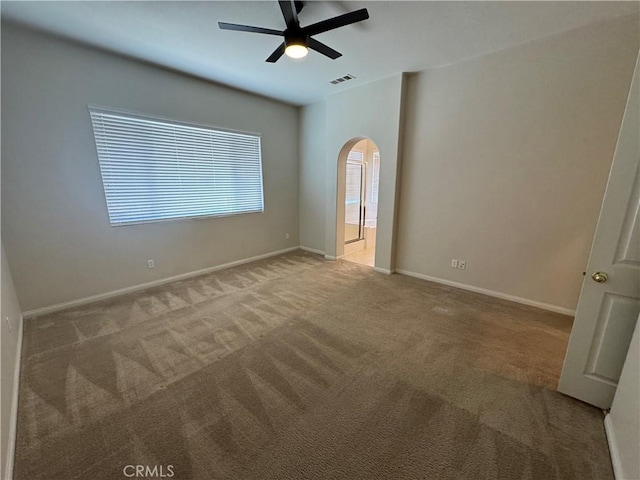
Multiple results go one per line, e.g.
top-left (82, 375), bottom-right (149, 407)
top-left (147, 259), bottom-right (155, 269)
top-left (5, 316), bottom-right (12, 334)
top-left (458, 260), bottom-right (466, 270)
top-left (285, 233), bottom-right (290, 240)
top-left (451, 259), bottom-right (458, 268)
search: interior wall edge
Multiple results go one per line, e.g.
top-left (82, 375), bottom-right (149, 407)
top-left (298, 101), bottom-right (327, 253)
top-left (388, 71), bottom-right (410, 273)
top-left (373, 267), bottom-right (393, 275)
top-left (604, 414), bottom-right (623, 480)
top-left (395, 268), bottom-right (576, 317)
top-left (22, 246), bottom-right (300, 320)
top-left (3, 313), bottom-right (23, 480)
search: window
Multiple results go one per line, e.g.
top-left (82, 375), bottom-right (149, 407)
top-left (89, 107), bottom-right (264, 226)
top-left (347, 150), bottom-right (364, 164)
top-left (371, 151), bottom-right (380, 204)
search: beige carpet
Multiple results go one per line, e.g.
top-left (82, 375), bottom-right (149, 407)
top-left (14, 250), bottom-right (612, 480)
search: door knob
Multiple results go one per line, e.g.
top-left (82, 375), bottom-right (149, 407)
top-left (591, 272), bottom-right (608, 283)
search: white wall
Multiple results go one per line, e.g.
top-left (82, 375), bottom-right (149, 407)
top-left (1, 244), bottom-right (23, 479)
top-left (299, 75), bottom-right (405, 268)
top-left (1, 22), bottom-right (300, 312)
top-left (299, 101), bottom-right (326, 253)
top-left (606, 317), bottom-right (639, 480)
top-left (324, 74), bottom-right (405, 271)
top-left (396, 15), bottom-right (639, 312)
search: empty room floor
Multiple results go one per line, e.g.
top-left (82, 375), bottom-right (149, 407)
top-left (14, 251), bottom-right (612, 480)
top-left (344, 246), bottom-right (375, 267)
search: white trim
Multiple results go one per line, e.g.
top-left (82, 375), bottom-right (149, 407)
top-left (4, 314), bottom-right (24, 480)
top-left (395, 269), bottom-right (576, 316)
top-left (23, 247), bottom-right (299, 319)
top-left (374, 267), bottom-right (393, 275)
top-left (604, 414), bottom-right (623, 480)
top-left (300, 246), bottom-right (325, 255)
top-left (324, 255), bottom-right (337, 261)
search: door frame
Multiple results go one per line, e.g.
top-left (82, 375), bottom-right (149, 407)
top-left (334, 138), bottom-right (385, 262)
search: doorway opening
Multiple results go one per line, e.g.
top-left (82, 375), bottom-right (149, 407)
top-left (342, 139), bottom-right (379, 267)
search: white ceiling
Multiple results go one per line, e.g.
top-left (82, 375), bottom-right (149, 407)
top-left (2, 1), bottom-right (638, 106)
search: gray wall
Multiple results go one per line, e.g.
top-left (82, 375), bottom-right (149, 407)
top-left (299, 14), bottom-right (638, 312)
top-left (299, 74), bottom-right (406, 270)
top-left (1, 244), bottom-right (23, 478)
top-left (324, 73), bottom-right (405, 271)
top-left (1, 22), bottom-right (300, 311)
top-left (396, 15), bottom-right (638, 311)
top-left (299, 102), bottom-right (326, 253)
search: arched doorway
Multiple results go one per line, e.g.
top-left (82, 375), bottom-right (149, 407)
top-left (335, 138), bottom-right (380, 267)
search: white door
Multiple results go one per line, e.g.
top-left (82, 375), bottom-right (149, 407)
top-left (558, 53), bottom-right (640, 409)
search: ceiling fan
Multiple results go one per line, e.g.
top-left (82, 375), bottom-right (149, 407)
top-left (218, 1), bottom-right (370, 63)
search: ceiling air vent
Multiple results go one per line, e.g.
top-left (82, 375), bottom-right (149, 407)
top-left (330, 74), bottom-right (355, 85)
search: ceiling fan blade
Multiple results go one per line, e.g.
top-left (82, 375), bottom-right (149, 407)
top-left (266, 43), bottom-right (286, 63)
top-left (278, 0), bottom-right (299, 27)
top-left (303, 9), bottom-right (369, 37)
top-left (218, 22), bottom-right (283, 36)
top-left (307, 37), bottom-right (342, 60)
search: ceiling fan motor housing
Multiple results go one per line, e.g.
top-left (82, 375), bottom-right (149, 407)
top-left (285, 30), bottom-right (308, 48)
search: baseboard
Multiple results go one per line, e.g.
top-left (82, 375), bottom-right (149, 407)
top-left (395, 269), bottom-right (576, 316)
top-left (23, 246), bottom-right (300, 319)
top-left (4, 314), bottom-right (24, 480)
top-left (604, 414), bottom-right (623, 480)
top-left (373, 267), bottom-right (393, 275)
top-left (299, 246), bottom-right (325, 255)
top-left (324, 254), bottom-right (345, 260)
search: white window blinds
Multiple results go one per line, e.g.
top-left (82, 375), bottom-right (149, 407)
top-left (347, 150), bottom-right (364, 163)
top-left (89, 107), bottom-right (264, 226)
top-left (371, 151), bottom-right (380, 204)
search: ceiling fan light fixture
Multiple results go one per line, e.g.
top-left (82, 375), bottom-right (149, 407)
top-left (219, 2), bottom-right (370, 63)
top-left (285, 41), bottom-right (308, 59)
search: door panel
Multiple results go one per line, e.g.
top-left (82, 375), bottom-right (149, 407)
top-left (585, 294), bottom-right (640, 383)
top-left (614, 172), bottom-right (639, 265)
top-left (558, 53), bottom-right (640, 408)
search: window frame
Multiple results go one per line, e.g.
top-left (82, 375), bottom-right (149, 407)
top-left (88, 105), bottom-right (265, 227)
